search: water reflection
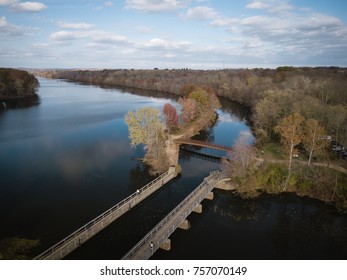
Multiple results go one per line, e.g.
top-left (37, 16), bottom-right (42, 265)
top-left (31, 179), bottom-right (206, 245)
top-left (55, 139), bottom-right (131, 182)
top-left (153, 191), bottom-right (347, 260)
top-left (67, 80), bottom-right (179, 103)
top-left (0, 95), bottom-right (40, 112)
top-left (218, 97), bottom-right (252, 125)
top-left (128, 163), bottom-right (155, 193)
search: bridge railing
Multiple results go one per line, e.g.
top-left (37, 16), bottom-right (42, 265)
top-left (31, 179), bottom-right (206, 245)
top-left (122, 170), bottom-right (222, 260)
top-left (34, 168), bottom-right (176, 260)
top-left (174, 138), bottom-right (233, 152)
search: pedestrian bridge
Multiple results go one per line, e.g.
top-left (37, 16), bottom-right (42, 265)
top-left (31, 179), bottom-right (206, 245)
top-left (34, 167), bottom-right (177, 260)
top-left (122, 170), bottom-right (230, 260)
top-left (174, 138), bottom-right (233, 152)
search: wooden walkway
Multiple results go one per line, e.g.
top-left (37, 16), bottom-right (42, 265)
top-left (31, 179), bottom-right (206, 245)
top-left (180, 147), bottom-right (223, 163)
top-left (122, 170), bottom-right (229, 260)
top-left (34, 167), bottom-right (177, 260)
top-left (174, 138), bottom-right (233, 152)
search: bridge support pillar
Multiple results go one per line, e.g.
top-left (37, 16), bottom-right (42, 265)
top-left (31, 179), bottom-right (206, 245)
top-left (178, 219), bottom-right (191, 230)
top-left (193, 204), bottom-right (202, 214)
top-left (160, 239), bottom-right (171, 251)
top-left (205, 191), bottom-right (214, 200)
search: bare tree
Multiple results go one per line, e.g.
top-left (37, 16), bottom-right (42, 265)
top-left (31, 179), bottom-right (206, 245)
top-left (327, 105), bottom-right (347, 144)
top-left (223, 133), bottom-right (256, 178)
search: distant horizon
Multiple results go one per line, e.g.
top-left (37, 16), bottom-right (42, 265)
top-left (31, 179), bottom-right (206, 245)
top-left (15, 65), bottom-right (347, 71)
top-left (1, 0), bottom-right (347, 69)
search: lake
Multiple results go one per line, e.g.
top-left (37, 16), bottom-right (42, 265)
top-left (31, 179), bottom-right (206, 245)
top-left (0, 78), bottom-right (346, 259)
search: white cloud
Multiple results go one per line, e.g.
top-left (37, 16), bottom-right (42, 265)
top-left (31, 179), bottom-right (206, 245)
top-left (245, 35), bottom-right (263, 48)
top-left (185, 6), bottom-right (219, 20)
top-left (95, 1), bottom-right (114, 10)
top-left (161, 53), bottom-right (176, 58)
top-left (3, 0), bottom-right (347, 69)
top-left (139, 37), bottom-right (192, 50)
top-left (246, 0), bottom-right (293, 13)
top-left (213, 3), bottom-right (347, 65)
top-left (49, 29), bottom-right (132, 46)
top-left (92, 32), bottom-right (131, 45)
top-left (246, 1), bottom-right (269, 10)
top-left (0, 16), bottom-right (6, 26)
top-left (11, 1), bottom-right (47, 12)
top-left (135, 25), bottom-right (152, 33)
top-left (0, 16), bottom-right (24, 35)
top-left (49, 31), bottom-right (86, 41)
top-left (104, 1), bottom-right (113, 7)
top-left (57, 21), bottom-right (95, 30)
top-left (124, 0), bottom-right (188, 12)
top-left (211, 18), bottom-right (238, 27)
top-left (0, 0), bottom-right (17, 5)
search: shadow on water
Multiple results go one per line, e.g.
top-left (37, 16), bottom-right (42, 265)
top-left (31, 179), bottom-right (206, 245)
top-left (0, 95), bottom-right (40, 112)
top-left (61, 79), bottom-right (180, 102)
top-left (152, 191), bottom-right (347, 260)
top-left (219, 96), bottom-right (252, 126)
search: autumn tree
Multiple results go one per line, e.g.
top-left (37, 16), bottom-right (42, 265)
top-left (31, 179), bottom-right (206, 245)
top-left (163, 103), bottom-right (179, 131)
top-left (188, 87), bottom-right (220, 129)
top-left (180, 84), bottom-right (198, 96)
top-left (125, 107), bottom-right (169, 173)
top-left (254, 89), bottom-right (297, 141)
top-left (302, 119), bottom-right (328, 166)
top-left (178, 97), bottom-right (197, 126)
top-left (274, 112), bottom-right (305, 190)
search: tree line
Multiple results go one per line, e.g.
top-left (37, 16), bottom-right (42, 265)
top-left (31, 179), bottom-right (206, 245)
top-left (0, 68), bottom-right (39, 100)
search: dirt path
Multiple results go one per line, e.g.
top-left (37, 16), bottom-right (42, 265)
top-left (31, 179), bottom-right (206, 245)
top-left (258, 158), bottom-right (347, 175)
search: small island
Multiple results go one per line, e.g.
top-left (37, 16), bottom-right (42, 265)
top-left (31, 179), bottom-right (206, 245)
top-left (125, 86), bottom-right (220, 174)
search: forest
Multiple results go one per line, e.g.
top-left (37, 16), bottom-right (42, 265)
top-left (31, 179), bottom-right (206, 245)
top-left (0, 68), bottom-right (39, 101)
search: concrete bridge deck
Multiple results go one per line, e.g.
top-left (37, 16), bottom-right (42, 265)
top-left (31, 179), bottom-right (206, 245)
top-left (34, 167), bottom-right (177, 260)
top-left (122, 170), bottom-right (229, 260)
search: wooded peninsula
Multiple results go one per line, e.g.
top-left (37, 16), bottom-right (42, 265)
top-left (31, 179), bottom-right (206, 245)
top-left (0, 68), bottom-right (39, 101)
top-left (37, 67), bottom-right (347, 209)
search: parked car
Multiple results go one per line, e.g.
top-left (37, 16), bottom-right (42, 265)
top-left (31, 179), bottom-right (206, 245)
top-left (333, 145), bottom-right (344, 152)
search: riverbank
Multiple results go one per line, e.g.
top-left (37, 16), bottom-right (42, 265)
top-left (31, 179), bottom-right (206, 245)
top-left (223, 156), bottom-right (347, 211)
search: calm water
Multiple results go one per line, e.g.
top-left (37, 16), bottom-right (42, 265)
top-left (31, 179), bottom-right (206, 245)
top-left (0, 78), bottom-right (346, 260)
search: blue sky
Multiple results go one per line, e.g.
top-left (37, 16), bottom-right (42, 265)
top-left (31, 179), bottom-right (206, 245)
top-left (1, 0), bottom-right (347, 69)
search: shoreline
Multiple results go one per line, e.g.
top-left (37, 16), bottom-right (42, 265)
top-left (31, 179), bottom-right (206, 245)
top-left (0, 93), bottom-right (39, 102)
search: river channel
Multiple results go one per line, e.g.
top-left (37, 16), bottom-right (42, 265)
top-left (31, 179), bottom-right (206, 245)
top-left (0, 78), bottom-right (346, 260)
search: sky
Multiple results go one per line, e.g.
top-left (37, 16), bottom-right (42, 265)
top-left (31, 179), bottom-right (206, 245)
top-left (1, 0), bottom-right (347, 69)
